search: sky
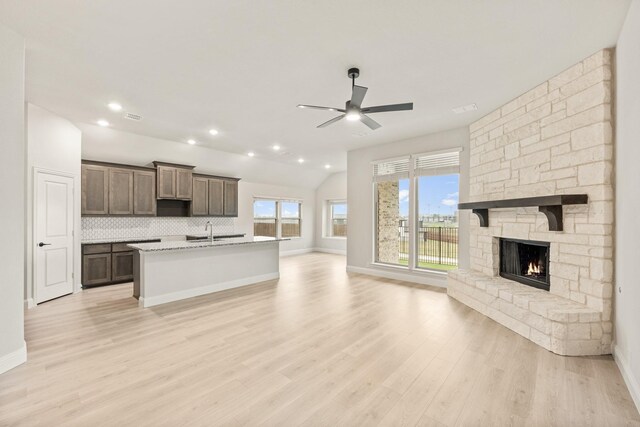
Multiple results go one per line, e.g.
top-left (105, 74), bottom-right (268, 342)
top-left (399, 174), bottom-right (460, 217)
top-left (254, 200), bottom-right (300, 218)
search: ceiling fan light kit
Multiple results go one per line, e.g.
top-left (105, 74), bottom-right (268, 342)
top-left (297, 67), bottom-right (413, 130)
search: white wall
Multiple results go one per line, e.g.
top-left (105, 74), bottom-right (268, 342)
top-left (346, 127), bottom-right (470, 287)
top-left (79, 123), bottom-right (329, 189)
top-left (614, 0), bottom-right (640, 411)
top-left (314, 172), bottom-right (347, 255)
top-left (26, 104), bottom-right (82, 304)
top-left (80, 124), bottom-right (316, 255)
top-left (0, 24), bottom-right (26, 374)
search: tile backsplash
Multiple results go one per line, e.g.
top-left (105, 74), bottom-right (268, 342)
top-left (82, 216), bottom-right (237, 241)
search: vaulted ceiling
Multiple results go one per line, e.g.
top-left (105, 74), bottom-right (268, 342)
top-left (0, 0), bottom-right (631, 172)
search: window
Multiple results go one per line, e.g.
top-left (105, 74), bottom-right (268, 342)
top-left (281, 201), bottom-right (301, 238)
top-left (327, 201), bottom-right (347, 237)
top-left (253, 198), bottom-right (302, 238)
top-left (373, 149), bottom-right (460, 271)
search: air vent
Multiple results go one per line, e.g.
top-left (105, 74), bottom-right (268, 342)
top-left (124, 112), bottom-right (143, 121)
top-left (452, 103), bottom-right (478, 114)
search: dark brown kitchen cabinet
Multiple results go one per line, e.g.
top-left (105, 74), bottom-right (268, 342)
top-left (133, 170), bottom-right (156, 215)
top-left (154, 162), bottom-right (194, 200)
top-left (108, 168), bottom-right (134, 215)
top-left (223, 180), bottom-right (238, 217)
top-left (176, 168), bottom-right (193, 199)
top-left (191, 177), bottom-right (209, 216)
top-left (82, 252), bottom-right (112, 286)
top-left (208, 178), bottom-right (225, 216)
top-left (156, 165), bottom-right (177, 199)
top-left (112, 251), bottom-right (134, 282)
top-left (82, 164), bottom-right (109, 215)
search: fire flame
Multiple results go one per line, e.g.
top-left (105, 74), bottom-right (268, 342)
top-left (527, 262), bottom-right (541, 275)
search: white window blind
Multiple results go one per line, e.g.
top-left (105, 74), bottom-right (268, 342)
top-left (372, 157), bottom-right (410, 182)
top-left (414, 149), bottom-right (460, 177)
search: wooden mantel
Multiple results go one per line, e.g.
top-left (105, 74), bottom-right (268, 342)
top-left (458, 194), bottom-right (588, 231)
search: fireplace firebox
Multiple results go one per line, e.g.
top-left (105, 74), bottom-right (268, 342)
top-left (499, 238), bottom-right (550, 291)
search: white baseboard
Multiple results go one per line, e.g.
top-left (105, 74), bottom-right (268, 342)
top-left (346, 265), bottom-right (447, 289)
top-left (280, 248), bottom-right (314, 257)
top-left (613, 344), bottom-right (640, 412)
top-left (23, 298), bottom-right (35, 309)
top-left (140, 272), bottom-right (280, 308)
top-left (313, 247), bottom-right (346, 256)
top-left (0, 341), bottom-right (27, 375)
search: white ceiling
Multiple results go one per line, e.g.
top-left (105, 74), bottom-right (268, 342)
top-left (0, 0), bottom-right (631, 171)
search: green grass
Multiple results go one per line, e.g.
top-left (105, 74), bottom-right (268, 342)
top-left (399, 239), bottom-right (458, 259)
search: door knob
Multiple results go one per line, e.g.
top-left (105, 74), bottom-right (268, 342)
top-left (38, 242), bottom-right (51, 247)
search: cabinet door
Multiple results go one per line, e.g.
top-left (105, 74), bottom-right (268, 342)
top-left (176, 168), bottom-right (193, 200)
top-left (208, 178), bottom-right (224, 216)
top-left (82, 164), bottom-right (109, 215)
top-left (82, 253), bottom-right (112, 286)
top-left (157, 166), bottom-right (177, 199)
top-left (191, 177), bottom-right (209, 216)
top-left (112, 251), bottom-right (134, 282)
top-left (108, 168), bottom-right (134, 215)
top-left (134, 170), bottom-right (156, 215)
top-left (223, 180), bottom-right (238, 217)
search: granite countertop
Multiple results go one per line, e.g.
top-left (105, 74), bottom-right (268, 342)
top-left (81, 233), bottom-right (245, 245)
top-left (81, 237), bottom-right (163, 245)
top-left (127, 236), bottom-right (287, 252)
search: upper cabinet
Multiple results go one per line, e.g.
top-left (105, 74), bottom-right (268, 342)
top-left (82, 161), bottom-right (157, 216)
top-left (82, 164), bottom-right (109, 215)
top-left (223, 180), bottom-right (239, 217)
top-left (191, 176), bottom-right (239, 217)
top-left (154, 162), bottom-right (194, 200)
top-left (108, 168), bottom-right (134, 215)
top-left (82, 160), bottom-right (239, 217)
top-left (133, 170), bottom-right (156, 216)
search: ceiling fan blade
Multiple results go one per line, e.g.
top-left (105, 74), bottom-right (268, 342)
top-left (350, 85), bottom-right (368, 108)
top-left (317, 115), bottom-right (345, 128)
top-left (360, 114), bottom-right (381, 130)
top-left (362, 103), bottom-right (414, 113)
top-left (298, 104), bottom-right (345, 112)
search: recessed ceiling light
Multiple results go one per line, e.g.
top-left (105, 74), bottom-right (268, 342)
top-left (298, 158), bottom-right (305, 164)
top-left (324, 164), bottom-right (331, 169)
top-left (247, 151), bottom-right (255, 157)
top-left (97, 119), bottom-right (109, 127)
top-left (107, 102), bottom-right (122, 112)
top-left (297, 105), bottom-right (305, 109)
top-left (345, 111), bottom-right (361, 121)
top-left (187, 139), bottom-right (196, 145)
top-left (452, 103), bottom-right (478, 114)
top-left (272, 144), bottom-right (281, 151)
top-left (209, 129), bottom-right (219, 136)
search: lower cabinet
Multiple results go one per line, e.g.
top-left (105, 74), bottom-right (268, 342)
top-left (112, 251), bottom-right (134, 282)
top-left (82, 240), bottom-right (160, 287)
top-left (82, 253), bottom-right (112, 286)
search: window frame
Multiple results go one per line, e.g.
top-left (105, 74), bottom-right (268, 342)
top-left (253, 197), bottom-right (303, 239)
top-left (371, 148), bottom-right (462, 273)
top-left (326, 200), bottom-right (347, 239)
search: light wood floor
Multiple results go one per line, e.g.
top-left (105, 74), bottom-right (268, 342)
top-left (1, 253), bottom-right (638, 426)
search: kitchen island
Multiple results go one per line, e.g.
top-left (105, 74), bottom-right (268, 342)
top-left (128, 236), bottom-right (286, 308)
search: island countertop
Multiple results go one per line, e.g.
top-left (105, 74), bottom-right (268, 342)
top-left (127, 236), bottom-right (287, 252)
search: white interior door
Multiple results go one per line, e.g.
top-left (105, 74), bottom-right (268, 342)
top-left (35, 172), bottom-right (75, 304)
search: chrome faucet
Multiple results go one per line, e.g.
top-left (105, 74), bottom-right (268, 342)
top-left (205, 221), bottom-right (213, 242)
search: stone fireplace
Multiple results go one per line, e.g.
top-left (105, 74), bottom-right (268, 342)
top-left (448, 49), bottom-right (614, 356)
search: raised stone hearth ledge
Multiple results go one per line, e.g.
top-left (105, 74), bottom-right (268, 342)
top-left (448, 270), bottom-right (611, 356)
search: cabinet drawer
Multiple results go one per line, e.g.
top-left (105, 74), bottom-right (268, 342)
top-left (83, 244), bottom-right (112, 254)
top-left (112, 243), bottom-right (133, 252)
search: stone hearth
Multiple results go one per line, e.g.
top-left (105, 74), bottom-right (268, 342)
top-left (448, 49), bottom-right (614, 356)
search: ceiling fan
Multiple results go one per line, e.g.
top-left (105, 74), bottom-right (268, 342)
top-left (297, 67), bottom-right (413, 130)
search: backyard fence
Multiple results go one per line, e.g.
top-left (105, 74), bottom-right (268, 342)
top-left (398, 224), bottom-right (459, 267)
